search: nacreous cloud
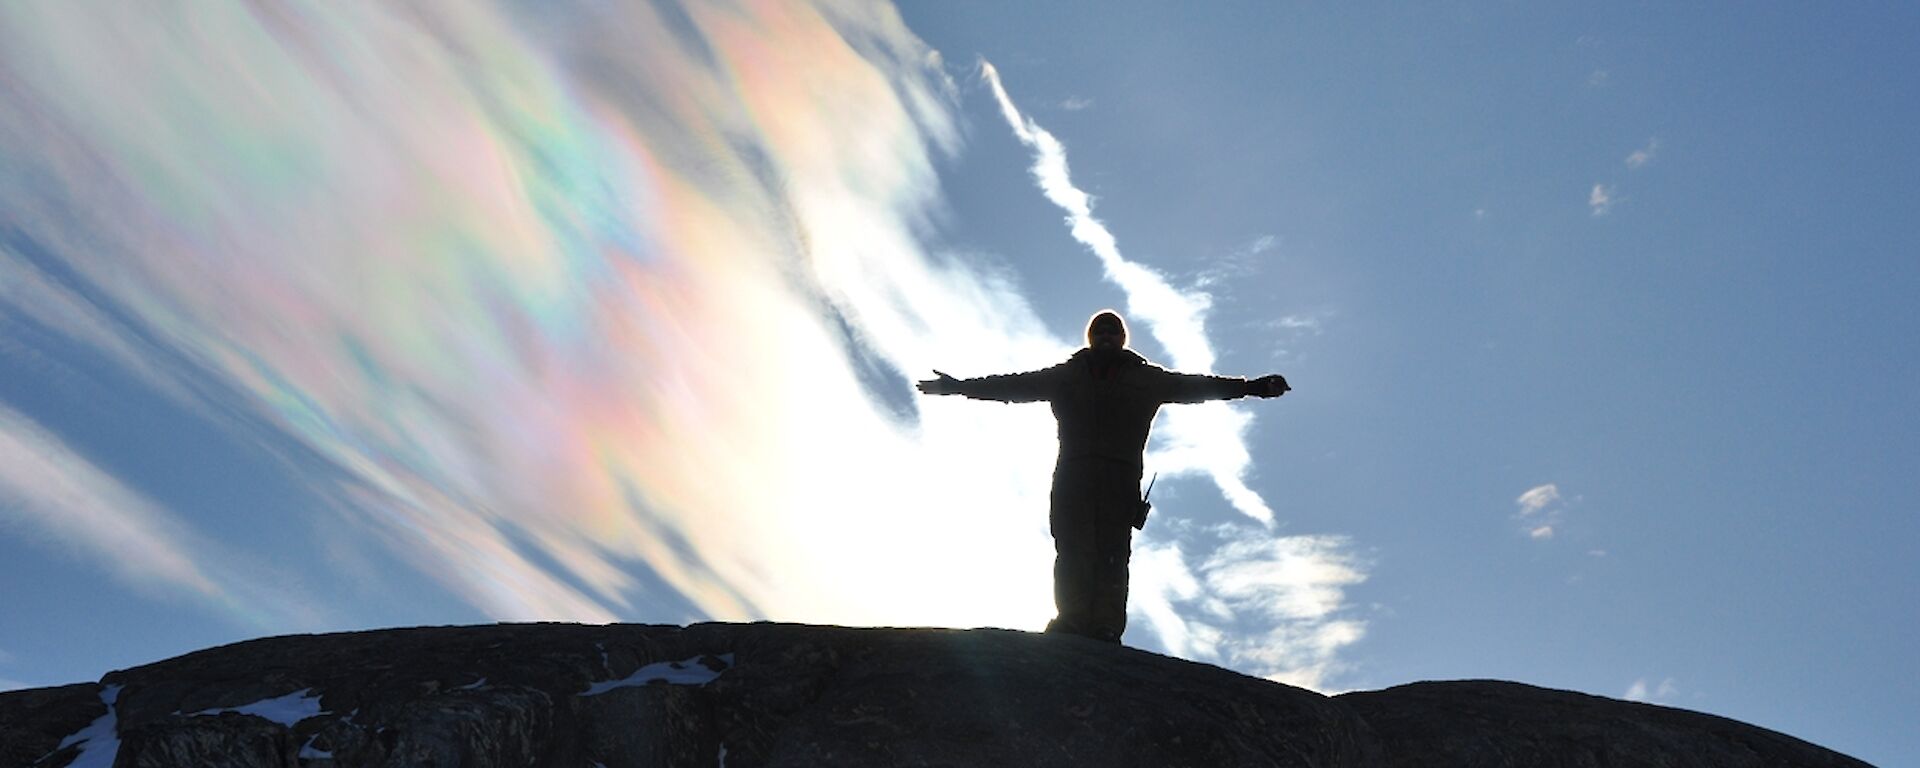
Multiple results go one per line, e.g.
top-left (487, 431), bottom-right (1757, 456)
top-left (0, 0), bottom-right (1367, 687)
top-left (0, 0), bottom-right (1060, 632)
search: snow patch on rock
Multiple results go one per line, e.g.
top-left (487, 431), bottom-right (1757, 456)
top-left (53, 684), bottom-right (122, 768)
top-left (192, 687), bottom-right (326, 726)
top-left (581, 654), bottom-right (733, 696)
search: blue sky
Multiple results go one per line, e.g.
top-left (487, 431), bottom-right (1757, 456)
top-left (900, 3), bottom-right (1918, 760)
top-left (1, 2), bottom-right (1913, 763)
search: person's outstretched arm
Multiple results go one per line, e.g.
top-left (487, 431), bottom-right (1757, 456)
top-left (917, 364), bottom-right (1065, 403)
top-left (1150, 367), bottom-right (1291, 404)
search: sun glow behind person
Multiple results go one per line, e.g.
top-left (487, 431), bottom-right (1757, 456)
top-left (0, 0), bottom-right (1364, 687)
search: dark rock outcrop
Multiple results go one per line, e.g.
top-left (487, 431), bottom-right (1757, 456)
top-left (0, 684), bottom-right (103, 768)
top-left (0, 623), bottom-right (1870, 767)
top-left (1338, 680), bottom-right (1867, 767)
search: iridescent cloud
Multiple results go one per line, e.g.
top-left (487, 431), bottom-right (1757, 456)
top-left (0, 0), bottom-right (1365, 686)
top-left (0, 0), bottom-right (1059, 630)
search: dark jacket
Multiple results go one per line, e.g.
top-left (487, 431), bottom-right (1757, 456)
top-left (950, 348), bottom-right (1253, 464)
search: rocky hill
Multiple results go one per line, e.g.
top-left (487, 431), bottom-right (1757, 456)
top-left (0, 623), bottom-right (1871, 767)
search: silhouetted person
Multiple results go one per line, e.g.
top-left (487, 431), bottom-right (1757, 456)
top-left (918, 310), bottom-right (1289, 643)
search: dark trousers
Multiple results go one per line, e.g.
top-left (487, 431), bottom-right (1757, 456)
top-left (1046, 456), bottom-right (1140, 643)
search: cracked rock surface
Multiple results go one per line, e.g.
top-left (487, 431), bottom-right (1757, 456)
top-left (0, 623), bottom-right (1870, 767)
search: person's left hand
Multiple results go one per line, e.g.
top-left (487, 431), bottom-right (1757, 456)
top-left (1252, 374), bottom-right (1290, 398)
top-left (917, 370), bottom-right (960, 396)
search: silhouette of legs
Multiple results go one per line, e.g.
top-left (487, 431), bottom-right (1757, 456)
top-left (1048, 457), bottom-right (1138, 643)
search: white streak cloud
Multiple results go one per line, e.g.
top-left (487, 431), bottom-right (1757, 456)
top-left (0, 404), bottom-right (224, 602)
top-left (1589, 184), bottom-right (1615, 215)
top-left (979, 58), bottom-right (1271, 524)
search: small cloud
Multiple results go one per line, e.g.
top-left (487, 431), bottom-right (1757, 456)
top-left (1516, 484), bottom-right (1561, 516)
top-left (1515, 484), bottom-right (1573, 542)
top-left (1589, 184), bottom-right (1615, 216)
top-left (1258, 311), bottom-right (1333, 363)
top-left (1059, 96), bottom-right (1094, 111)
top-left (1587, 549), bottom-right (1608, 558)
top-left (1473, 208), bottom-right (1488, 220)
top-left (1195, 234), bottom-right (1281, 288)
top-left (1587, 69), bottom-right (1610, 87)
top-left (1273, 314), bottom-right (1324, 334)
top-left (1624, 677), bottom-right (1679, 703)
top-left (1626, 138), bottom-right (1659, 169)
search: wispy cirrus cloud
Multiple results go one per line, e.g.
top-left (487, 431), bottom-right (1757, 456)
top-left (1273, 315), bottom-right (1325, 334)
top-left (1589, 184), bottom-right (1616, 216)
top-left (979, 58), bottom-right (1267, 523)
top-left (1133, 534), bottom-right (1368, 691)
top-left (1204, 536), bottom-right (1368, 690)
top-left (0, 403), bottom-right (258, 616)
top-left (1195, 234), bottom-right (1279, 289)
top-left (1626, 138), bottom-right (1660, 169)
top-left (0, 402), bottom-right (323, 630)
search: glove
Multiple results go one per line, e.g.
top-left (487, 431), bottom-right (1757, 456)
top-left (1248, 374), bottom-right (1290, 398)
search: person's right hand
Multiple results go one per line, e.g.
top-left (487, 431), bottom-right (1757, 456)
top-left (916, 370), bottom-right (960, 396)
top-left (1251, 374), bottom-right (1291, 398)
